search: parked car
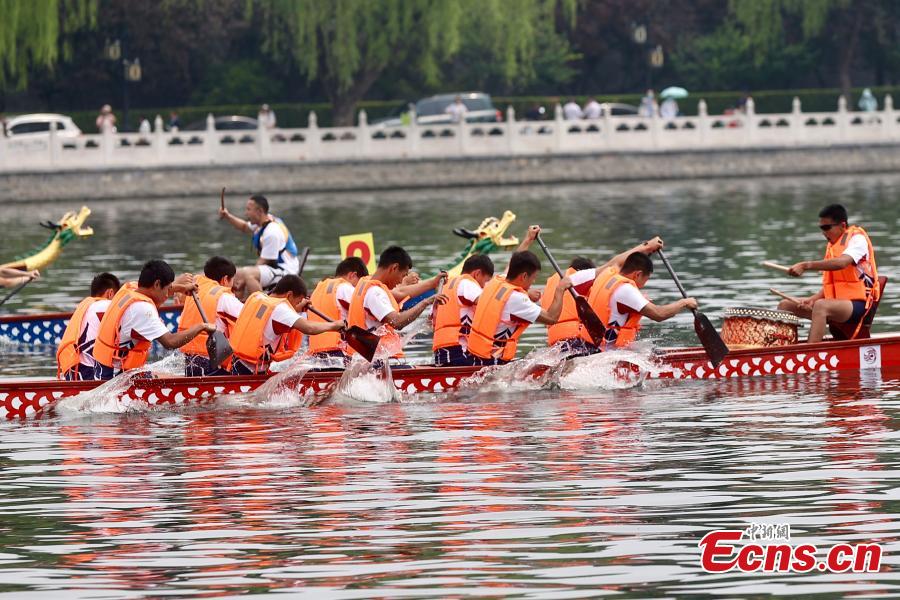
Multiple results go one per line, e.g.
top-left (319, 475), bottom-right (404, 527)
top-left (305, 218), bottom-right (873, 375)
top-left (597, 103), bottom-right (640, 117)
top-left (375, 92), bottom-right (502, 127)
top-left (6, 113), bottom-right (81, 141)
top-left (184, 115), bottom-right (259, 131)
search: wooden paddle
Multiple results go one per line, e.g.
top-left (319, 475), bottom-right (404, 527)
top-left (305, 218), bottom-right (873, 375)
top-left (306, 305), bottom-right (379, 362)
top-left (190, 291), bottom-right (234, 369)
top-left (220, 187), bottom-right (226, 211)
top-left (657, 249), bottom-right (729, 367)
top-left (769, 288), bottom-right (802, 304)
top-left (761, 261), bottom-right (791, 274)
top-left (297, 246), bottom-right (310, 277)
top-left (0, 276), bottom-right (34, 308)
top-left (534, 234), bottom-right (607, 346)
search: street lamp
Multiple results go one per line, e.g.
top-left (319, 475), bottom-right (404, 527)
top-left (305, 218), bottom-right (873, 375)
top-left (103, 37), bottom-right (140, 130)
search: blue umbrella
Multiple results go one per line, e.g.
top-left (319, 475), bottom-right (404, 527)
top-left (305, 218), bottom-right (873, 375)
top-left (660, 86), bottom-right (689, 99)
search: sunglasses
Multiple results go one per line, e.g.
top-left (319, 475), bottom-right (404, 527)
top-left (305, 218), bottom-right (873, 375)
top-left (819, 223), bottom-right (840, 231)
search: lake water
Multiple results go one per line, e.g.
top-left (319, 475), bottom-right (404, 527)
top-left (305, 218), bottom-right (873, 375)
top-left (0, 174), bottom-right (899, 597)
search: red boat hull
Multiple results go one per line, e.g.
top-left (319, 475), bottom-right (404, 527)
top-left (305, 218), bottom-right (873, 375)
top-left (1, 334), bottom-right (898, 420)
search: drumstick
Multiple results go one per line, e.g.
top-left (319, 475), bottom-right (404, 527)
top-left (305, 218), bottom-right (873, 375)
top-left (769, 288), bottom-right (801, 303)
top-left (220, 187), bottom-right (226, 211)
top-left (761, 261), bottom-right (791, 273)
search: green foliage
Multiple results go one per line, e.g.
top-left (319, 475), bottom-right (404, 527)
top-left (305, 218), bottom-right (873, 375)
top-left (0, 0), bottom-right (96, 88)
top-left (190, 59), bottom-right (288, 106)
top-left (728, 0), bottom-right (843, 64)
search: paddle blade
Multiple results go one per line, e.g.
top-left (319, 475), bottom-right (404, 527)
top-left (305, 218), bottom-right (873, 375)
top-left (693, 311), bottom-right (729, 368)
top-left (206, 331), bottom-right (234, 369)
top-left (574, 296), bottom-right (607, 347)
top-left (345, 326), bottom-right (379, 362)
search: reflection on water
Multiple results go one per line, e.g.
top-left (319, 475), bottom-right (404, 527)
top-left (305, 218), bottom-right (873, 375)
top-left (1, 175), bottom-right (900, 596)
top-left (0, 372), bottom-right (898, 596)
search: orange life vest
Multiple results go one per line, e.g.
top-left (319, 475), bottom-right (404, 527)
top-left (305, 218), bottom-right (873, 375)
top-left (308, 278), bottom-right (346, 354)
top-left (468, 277), bottom-right (530, 361)
top-left (542, 268), bottom-right (591, 346)
top-left (56, 297), bottom-right (102, 379)
top-left (432, 274), bottom-right (479, 351)
top-left (230, 292), bottom-right (302, 372)
top-left (822, 225), bottom-right (879, 305)
top-left (177, 275), bottom-right (232, 358)
top-left (587, 266), bottom-right (643, 348)
top-left (93, 285), bottom-right (156, 370)
top-left (348, 277), bottom-right (404, 358)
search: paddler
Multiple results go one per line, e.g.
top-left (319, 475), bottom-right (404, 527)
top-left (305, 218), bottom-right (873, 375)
top-left (0, 266), bottom-right (40, 288)
top-left (432, 254), bottom-right (495, 366)
top-left (177, 256), bottom-right (244, 376)
top-left (92, 260), bottom-right (216, 380)
top-left (218, 194), bottom-right (300, 299)
top-left (56, 273), bottom-right (122, 381)
top-left (307, 257), bottom-right (369, 363)
top-left (347, 246), bottom-right (447, 365)
top-left (778, 204), bottom-right (879, 342)
top-left (541, 257), bottom-right (596, 356)
top-left (467, 250), bottom-right (572, 366)
top-left (568, 239), bottom-right (697, 349)
top-left (230, 274), bottom-right (347, 375)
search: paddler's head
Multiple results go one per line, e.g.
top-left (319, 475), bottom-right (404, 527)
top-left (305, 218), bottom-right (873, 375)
top-left (137, 260), bottom-right (176, 307)
top-left (335, 256), bottom-right (369, 286)
top-left (620, 252), bottom-right (654, 289)
top-left (90, 272), bottom-right (121, 300)
top-left (506, 251), bottom-right (541, 290)
top-left (569, 257), bottom-right (595, 271)
top-left (375, 246), bottom-right (413, 289)
top-left (245, 194), bottom-right (269, 226)
top-left (271, 274), bottom-right (308, 311)
top-left (204, 255), bottom-right (237, 288)
top-left (818, 204), bottom-right (849, 244)
top-left (462, 254), bottom-right (495, 288)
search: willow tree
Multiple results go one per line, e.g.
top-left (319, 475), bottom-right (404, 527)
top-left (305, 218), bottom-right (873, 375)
top-left (0, 0), bottom-right (97, 90)
top-left (729, 0), bottom-right (884, 98)
top-left (253, 0), bottom-right (577, 125)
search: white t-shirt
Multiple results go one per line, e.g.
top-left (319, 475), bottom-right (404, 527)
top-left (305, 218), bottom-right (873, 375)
top-left (109, 301), bottom-right (169, 368)
top-left (494, 290), bottom-right (542, 340)
top-left (252, 218), bottom-right (299, 274)
top-left (455, 278), bottom-right (483, 349)
top-left (78, 299), bottom-right (110, 368)
top-left (261, 302), bottom-right (302, 354)
top-left (570, 267), bottom-right (649, 326)
top-left (583, 100), bottom-right (602, 119)
top-left (362, 286), bottom-right (396, 331)
top-left (216, 293), bottom-right (244, 333)
top-left (842, 233), bottom-right (872, 282)
top-left (563, 102), bottom-right (584, 120)
top-left (570, 268), bottom-right (598, 296)
top-left (335, 280), bottom-right (355, 320)
top-left (445, 102), bottom-right (468, 123)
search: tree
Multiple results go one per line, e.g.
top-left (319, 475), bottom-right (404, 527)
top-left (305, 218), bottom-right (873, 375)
top-left (252, 0), bottom-right (577, 125)
top-left (0, 0), bottom-right (97, 90)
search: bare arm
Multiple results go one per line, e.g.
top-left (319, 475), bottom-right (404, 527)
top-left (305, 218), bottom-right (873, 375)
top-left (383, 294), bottom-right (447, 330)
top-left (218, 207), bottom-right (252, 234)
top-left (157, 323), bottom-right (215, 349)
top-left (788, 255), bottom-right (853, 276)
top-left (291, 317), bottom-right (346, 336)
top-left (392, 272), bottom-right (445, 301)
top-left (640, 298), bottom-right (697, 322)
top-left (535, 277), bottom-right (571, 325)
top-left (599, 236), bottom-right (664, 272)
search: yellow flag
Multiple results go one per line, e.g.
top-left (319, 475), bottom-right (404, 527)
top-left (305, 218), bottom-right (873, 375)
top-left (339, 232), bottom-right (376, 273)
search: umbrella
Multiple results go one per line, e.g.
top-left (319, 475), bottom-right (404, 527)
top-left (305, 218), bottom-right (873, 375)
top-left (660, 86), bottom-right (689, 99)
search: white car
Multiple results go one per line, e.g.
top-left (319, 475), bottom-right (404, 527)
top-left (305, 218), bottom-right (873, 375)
top-left (5, 113), bottom-right (82, 149)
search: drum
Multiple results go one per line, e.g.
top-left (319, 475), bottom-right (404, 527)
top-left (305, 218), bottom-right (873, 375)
top-left (721, 307), bottom-right (800, 348)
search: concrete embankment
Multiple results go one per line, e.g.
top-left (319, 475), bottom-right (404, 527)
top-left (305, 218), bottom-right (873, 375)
top-left (2, 144), bottom-right (897, 202)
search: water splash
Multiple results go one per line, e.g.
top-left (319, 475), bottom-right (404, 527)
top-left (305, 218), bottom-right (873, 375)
top-left (55, 353), bottom-right (186, 416)
top-left (330, 356), bottom-right (399, 404)
top-left (556, 344), bottom-right (662, 390)
top-left (218, 354), bottom-right (332, 410)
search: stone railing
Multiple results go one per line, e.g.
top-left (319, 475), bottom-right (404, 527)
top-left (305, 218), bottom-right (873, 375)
top-left (3, 96), bottom-right (897, 172)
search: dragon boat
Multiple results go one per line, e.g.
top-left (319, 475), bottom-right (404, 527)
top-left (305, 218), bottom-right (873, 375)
top-left (0, 212), bottom-right (520, 346)
top-left (1, 333), bottom-right (897, 420)
top-left (1, 206), bottom-right (93, 272)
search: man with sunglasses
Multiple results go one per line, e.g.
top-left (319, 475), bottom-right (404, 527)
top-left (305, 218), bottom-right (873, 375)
top-left (777, 204), bottom-right (879, 342)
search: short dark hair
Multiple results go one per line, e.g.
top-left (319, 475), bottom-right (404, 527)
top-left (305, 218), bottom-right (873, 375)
top-left (621, 252), bottom-right (653, 276)
top-left (90, 272), bottom-right (121, 297)
top-left (335, 256), bottom-right (369, 278)
top-left (273, 274), bottom-right (307, 297)
top-left (819, 203), bottom-right (848, 224)
top-left (138, 259), bottom-right (176, 288)
top-left (506, 251), bottom-right (541, 280)
top-left (249, 194), bottom-right (269, 213)
top-left (203, 256), bottom-right (236, 282)
top-left (377, 245), bottom-right (413, 270)
top-left (569, 256), bottom-right (595, 271)
top-left (462, 254), bottom-right (495, 276)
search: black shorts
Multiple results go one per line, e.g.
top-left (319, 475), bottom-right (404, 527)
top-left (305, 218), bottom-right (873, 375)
top-left (846, 299), bottom-right (869, 324)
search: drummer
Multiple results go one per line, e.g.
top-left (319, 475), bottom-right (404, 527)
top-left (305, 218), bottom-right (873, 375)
top-left (778, 204), bottom-right (879, 342)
